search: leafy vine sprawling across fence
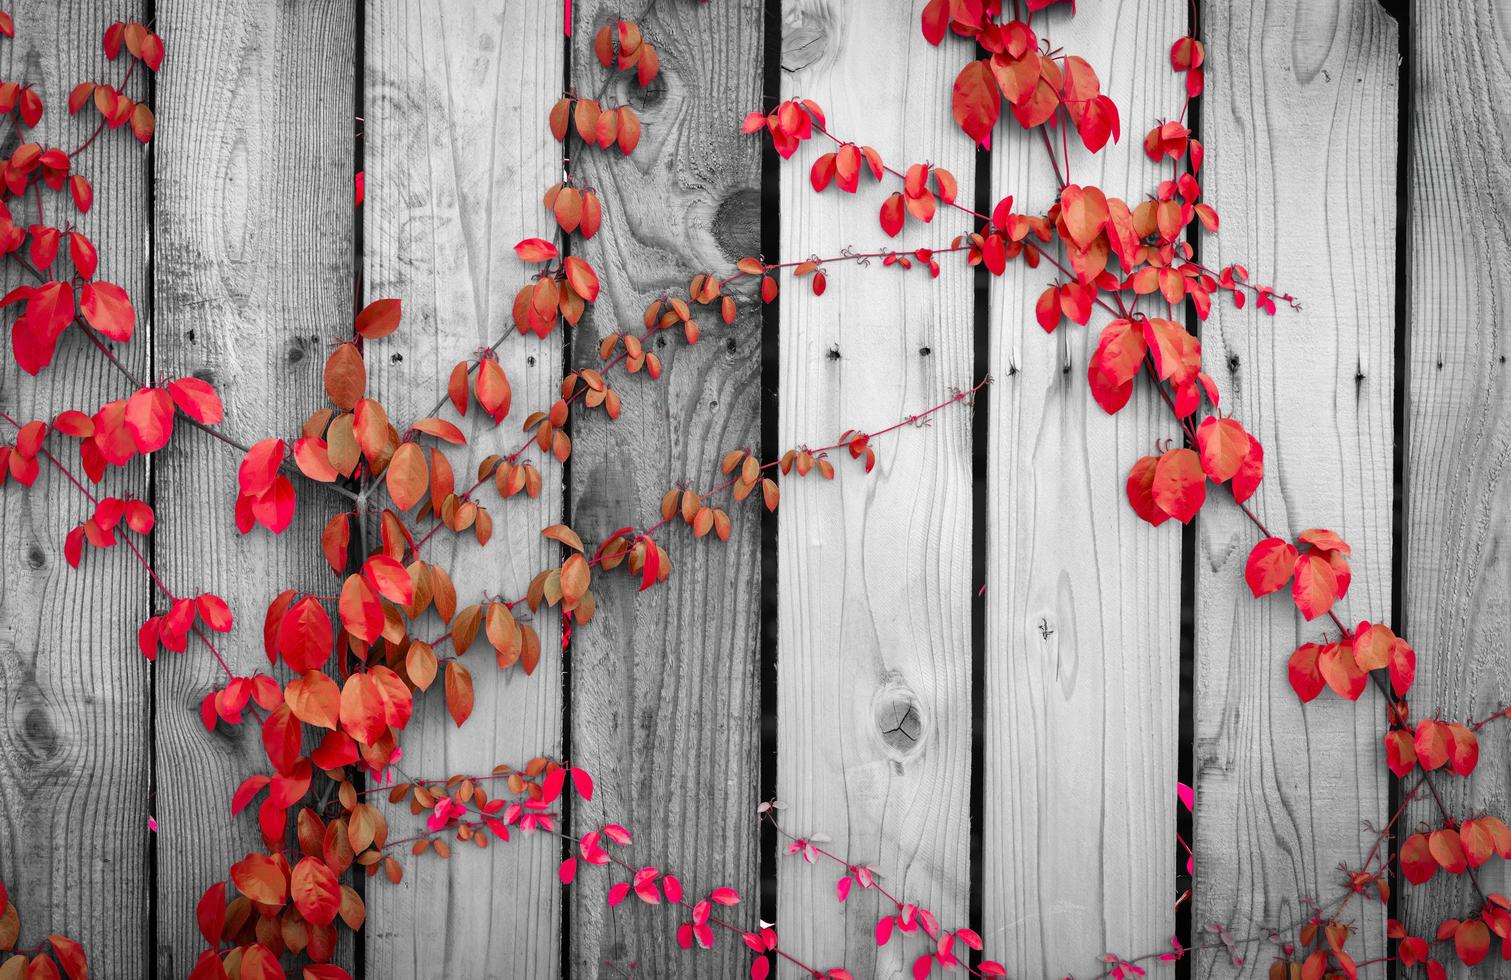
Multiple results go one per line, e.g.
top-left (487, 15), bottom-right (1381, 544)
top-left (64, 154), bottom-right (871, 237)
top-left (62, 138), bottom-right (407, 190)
top-left (0, 1), bottom-right (1502, 978)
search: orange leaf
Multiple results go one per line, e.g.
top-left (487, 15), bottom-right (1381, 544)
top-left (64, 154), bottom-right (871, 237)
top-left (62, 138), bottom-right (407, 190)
top-left (324, 343), bottom-right (366, 409)
top-left (476, 359), bottom-right (511, 424)
top-left (1244, 537), bottom-right (1296, 597)
top-left (290, 857), bottom-right (341, 926)
top-left (285, 671), bottom-right (340, 730)
top-left (1151, 448), bottom-right (1205, 524)
top-left (355, 298), bottom-right (402, 339)
top-left (445, 661), bottom-right (474, 727)
top-left (514, 238), bottom-right (558, 262)
top-left (1196, 416), bottom-right (1250, 483)
top-left (1290, 552), bottom-right (1338, 620)
top-left (951, 58), bottom-right (999, 145)
top-left (339, 673), bottom-right (386, 746)
top-left (382, 443), bottom-right (424, 512)
top-left (230, 853), bottom-right (287, 905)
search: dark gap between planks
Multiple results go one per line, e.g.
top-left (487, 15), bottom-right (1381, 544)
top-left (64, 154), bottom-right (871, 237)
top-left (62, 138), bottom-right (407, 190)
top-left (756, 0), bottom-right (782, 953)
top-left (1385, 1), bottom-right (1411, 976)
top-left (145, 0), bottom-right (161, 975)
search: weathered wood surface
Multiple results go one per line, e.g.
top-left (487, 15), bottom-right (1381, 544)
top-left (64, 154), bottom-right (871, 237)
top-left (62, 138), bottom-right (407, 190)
top-left (1194, 1), bottom-right (1397, 975)
top-left (1402, 0), bottom-right (1511, 967)
top-left (153, 0), bottom-right (354, 973)
top-left (362, 1), bottom-right (565, 976)
top-left (0, 3), bottom-right (150, 977)
top-left (565, 0), bottom-right (765, 975)
top-left (984, 3), bottom-right (1182, 976)
top-left (776, 2), bottom-right (973, 975)
top-left (0, 1), bottom-right (1482, 978)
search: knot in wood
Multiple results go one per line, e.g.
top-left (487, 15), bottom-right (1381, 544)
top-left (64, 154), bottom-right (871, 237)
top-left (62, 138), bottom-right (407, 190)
top-left (873, 686), bottom-right (924, 756)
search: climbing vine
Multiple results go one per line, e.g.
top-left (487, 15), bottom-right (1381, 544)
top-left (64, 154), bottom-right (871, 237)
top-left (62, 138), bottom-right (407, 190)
top-left (0, 3), bottom-right (1499, 980)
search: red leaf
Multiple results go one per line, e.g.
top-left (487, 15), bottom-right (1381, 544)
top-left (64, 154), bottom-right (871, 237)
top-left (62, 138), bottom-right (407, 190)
top-left (195, 881), bottom-right (226, 946)
top-left (28, 281), bottom-right (75, 340)
top-left (1287, 643), bottom-right (1325, 703)
top-left (340, 673), bottom-right (387, 745)
top-left (125, 386), bottom-right (174, 452)
top-left (261, 703), bottom-right (303, 774)
top-left (1151, 448), bottom-right (1205, 524)
top-left (80, 281), bottom-right (134, 341)
top-left (355, 298), bottom-right (402, 339)
top-left (1290, 553), bottom-right (1338, 620)
top-left (951, 59), bottom-right (1000, 145)
top-left (285, 670), bottom-right (341, 730)
top-left (362, 554), bottom-right (413, 605)
top-left (1125, 455), bottom-right (1168, 527)
top-left (1196, 416), bottom-right (1250, 483)
top-left (1384, 729), bottom-right (1416, 777)
top-left (290, 857), bottom-right (341, 926)
top-left (1415, 719), bottom-right (1451, 772)
top-left (921, 0), bottom-right (948, 44)
top-left (1400, 833), bottom-right (1435, 885)
top-left (1389, 637), bottom-right (1416, 697)
top-left (1430, 828), bottom-right (1467, 874)
top-left (1318, 641), bottom-right (1366, 701)
top-left (167, 377), bottom-right (224, 424)
top-left (277, 597), bottom-right (333, 673)
top-left (514, 238), bottom-right (558, 262)
top-left (238, 439), bottom-right (285, 497)
top-left (1455, 919), bottom-right (1490, 967)
top-left (230, 853), bottom-right (287, 905)
top-left (564, 256), bottom-right (600, 302)
top-left (880, 192), bottom-right (905, 237)
top-left (1244, 537), bottom-right (1296, 597)
top-left (339, 573), bottom-right (383, 643)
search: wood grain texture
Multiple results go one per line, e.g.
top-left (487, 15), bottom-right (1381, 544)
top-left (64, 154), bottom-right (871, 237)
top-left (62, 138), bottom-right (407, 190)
top-left (1401, 1), bottom-right (1511, 966)
top-left (362, 2), bottom-right (564, 976)
top-left (776, 2), bottom-right (972, 975)
top-left (152, 1), bottom-right (353, 972)
top-left (565, 0), bottom-right (764, 975)
top-left (983, 4), bottom-right (1182, 975)
top-left (0, 3), bottom-right (150, 977)
top-left (1194, 2), bottom-right (1396, 975)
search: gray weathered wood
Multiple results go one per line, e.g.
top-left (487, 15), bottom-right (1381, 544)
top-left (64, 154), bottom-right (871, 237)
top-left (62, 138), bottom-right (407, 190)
top-left (1401, 0), bottom-right (1511, 967)
top-left (565, 0), bottom-right (764, 974)
top-left (362, 1), bottom-right (564, 975)
top-left (984, 3), bottom-right (1182, 975)
top-left (1194, 1), bottom-right (1397, 975)
top-left (152, 0), bottom-right (353, 972)
top-left (0, 4), bottom-right (150, 977)
top-left (776, 2), bottom-right (972, 975)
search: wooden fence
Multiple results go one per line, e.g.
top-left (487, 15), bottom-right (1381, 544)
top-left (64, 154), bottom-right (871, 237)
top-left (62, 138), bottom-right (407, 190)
top-left (0, 0), bottom-right (1506, 977)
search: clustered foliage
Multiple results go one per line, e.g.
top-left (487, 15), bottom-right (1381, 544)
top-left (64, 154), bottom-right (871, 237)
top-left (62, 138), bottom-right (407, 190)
top-left (0, 3), bottom-right (1500, 980)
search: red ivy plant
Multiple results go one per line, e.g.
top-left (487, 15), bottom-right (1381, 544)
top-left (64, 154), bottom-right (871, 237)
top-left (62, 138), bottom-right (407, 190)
top-left (3, 3), bottom-right (1502, 980)
top-left (0, 11), bottom-right (992, 979)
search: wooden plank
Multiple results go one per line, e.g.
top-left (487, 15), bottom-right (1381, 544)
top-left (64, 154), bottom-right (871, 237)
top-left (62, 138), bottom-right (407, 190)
top-left (152, 1), bottom-right (353, 972)
top-left (0, 3), bottom-right (150, 977)
top-left (983, 3), bottom-right (1182, 976)
top-left (1401, 0), bottom-right (1511, 965)
top-left (361, 2), bottom-right (564, 975)
top-left (1193, 1), bottom-right (1397, 975)
top-left (775, 1), bottom-right (972, 973)
top-left (565, 0), bottom-right (764, 974)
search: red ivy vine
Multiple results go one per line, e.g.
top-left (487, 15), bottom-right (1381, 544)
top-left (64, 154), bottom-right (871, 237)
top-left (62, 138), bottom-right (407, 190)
top-left (0, 3), bottom-right (1499, 980)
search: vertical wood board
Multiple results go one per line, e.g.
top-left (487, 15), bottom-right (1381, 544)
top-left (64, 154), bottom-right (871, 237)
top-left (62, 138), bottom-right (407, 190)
top-left (1193, 2), bottom-right (1397, 975)
top-left (362, 1), bottom-right (565, 975)
top-left (152, 0), bottom-right (354, 971)
top-left (777, 1), bottom-right (973, 975)
top-left (566, 0), bottom-right (766, 975)
top-left (984, 3), bottom-right (1183, 976)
